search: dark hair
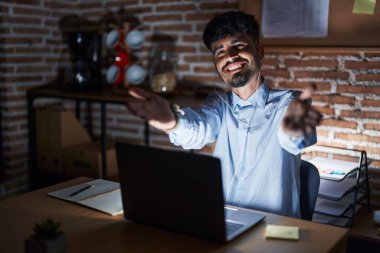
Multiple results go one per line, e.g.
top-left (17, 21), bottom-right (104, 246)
top-left (202, 11), bottom-right (260, 50)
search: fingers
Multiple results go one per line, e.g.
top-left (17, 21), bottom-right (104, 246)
top-left (128, 87), bottom-right (153, 101)
top-left (299, 83), bottom-right (317, 101)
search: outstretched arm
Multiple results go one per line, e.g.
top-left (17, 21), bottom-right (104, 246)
top-left (126, 87), bottom-right (177, 133)
top-left (278, 84), bottom-right (322, 155)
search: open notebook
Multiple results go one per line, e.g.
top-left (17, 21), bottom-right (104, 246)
top-left (48, 179), bottom-right (123, 216)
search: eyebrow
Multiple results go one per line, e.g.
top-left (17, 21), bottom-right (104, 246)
top-left (213, 37), bottom-right (246, 52)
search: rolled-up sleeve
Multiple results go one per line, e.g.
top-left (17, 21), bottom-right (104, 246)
top-left (277, 124), bottom-right (317, 155)
top-left (169, 92), bottom-right (223, 150)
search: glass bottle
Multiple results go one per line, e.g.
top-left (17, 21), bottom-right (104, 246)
top-left (150, 51), bottom-right (177, 94)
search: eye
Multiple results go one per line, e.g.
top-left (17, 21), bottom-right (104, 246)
top-left (214, 49), bottom-right (225, 58)
top-left (233, 42), bottom-right (247, 49)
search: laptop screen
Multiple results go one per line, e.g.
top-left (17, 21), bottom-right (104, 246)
top-left (116, 142), bottom-right (227, 242)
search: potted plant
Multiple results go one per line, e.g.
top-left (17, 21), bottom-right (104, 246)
top-left (25, 219), bottom-right (66, 253)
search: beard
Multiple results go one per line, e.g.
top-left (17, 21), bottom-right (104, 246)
top-left (229, 68), bottom-right (256, 88)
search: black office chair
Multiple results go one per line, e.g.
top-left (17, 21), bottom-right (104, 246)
top-left (300, 160), bottom-right (320, 221)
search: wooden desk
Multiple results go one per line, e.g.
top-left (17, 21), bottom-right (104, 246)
top-left (0, 177), bottom-right (348, 253)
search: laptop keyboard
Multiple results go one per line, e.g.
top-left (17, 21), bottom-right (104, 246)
top-left (226, 221), bottom-right (245, 235)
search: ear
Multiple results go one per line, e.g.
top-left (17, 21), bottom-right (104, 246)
top-left (256, 43), bottom-right (264, 60)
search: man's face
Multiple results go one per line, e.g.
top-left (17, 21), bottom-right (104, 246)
top-left (211, 33), bottom-right (262, 88)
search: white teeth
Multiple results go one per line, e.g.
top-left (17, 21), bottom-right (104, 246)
top-left (227, 62), bottom-right (244, 72)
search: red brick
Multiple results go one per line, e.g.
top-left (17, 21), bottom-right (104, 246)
top-left (182, 34), bottom-right (203, 42)
top-left (262, 58), bottom-right (279, 67)
top-left (193, 66), bottom-right (216, 73)
top-left (200, 2), bottom-right (239, 9)
top-left (337, 85), bottom-right (380, 94)
top-left (0, 66), bottom-right (15, 73)
top-left (5, 76), bottom-right (43, 83)
top-left (82, 11), bottom-right (105, 17)
top-left (332, 154), bottom-right (359, 163)
top-left (182, 75), bottom-right (222, 84)
top-left (312, 95), bottom-right (355, 105)
top-left (370, 160), bottom-right (380, 167)
top-left (314, 106), bottom-right (335, 115)
top-left (261, 69), bottom-right (290, 78)
top-left (362, 99), bottom-right (380, 107)
top-left (335, 133), bottom-right (380, 143)
top-left (2, 57), bottom-right (43, 63)
top-left (105, 0), bottom-right (138, 7)
top-left (12, 27), bottom-right (50, 35)
top-left (345, 61), bottom-right (380, 70)
top-left (196, 23), bottom-right (207, 32)
top-left (0, 37), bottom-right (43, 44)
top-left (0, 5), bottom-right (9, 13)
top-left (316, 129), bottom-right (329, 137)
top-left (354, 145), bottom-right (380, 156)
top-left (2, 0), bottom-right (40, 5)
top-left (316, 141), bottom-right (347, 149)
top-left (143, 0), bottom-right (177, 2)
top-left (285, 59), bottom-right (338, 68)
top-left (148, 34), bottom-right (179, 42)
top-left (156, 4), bottom-right (196, 12)
top-left (302, 51), bottom-right (361, 57)
top-left (14, 47), bottom-right (50, 54)
top-left (154, 24), bottom-right (192, 32)
top-left (340, 110), bottom-right (380, 119)
top-left (78, 1), bottom-right (103, 8)
top-left (320, 119), bottom-right (357, 129)
top-left (278, 81), bottom-right (331, 92)
top-left (364, 123), bottom-right (380, 131)
top-left (13, 7), bottom-right (49, 16)
top-left (365, 52), bottom-right (380, 58)
top-left (177, 65), bottom-right (190, 71)
top-left (186, 13), bottom-right (217, 21)
top-left (143, 14), bottom-right (182, 22)
top-left (44, 1), bottom-right (76, 9)
top-left (356, 74), bottom-right (380, 82)
top-left (293, 71), bottom-right (350, 80)
top-left (183, 55), bottom-right (213, 63)
top-left (16, 66), bottom-right (52, 73)
top-left (2, 16), bottom-right (42, 24)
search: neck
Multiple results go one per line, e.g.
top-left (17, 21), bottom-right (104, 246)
top-left (232, 72), bottom-right (261, 100)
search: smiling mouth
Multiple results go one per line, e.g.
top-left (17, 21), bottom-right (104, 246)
top-left (223, 61), bottom-right (248, 75)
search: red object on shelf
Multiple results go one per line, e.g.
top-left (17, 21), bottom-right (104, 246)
top-left (114, 50), bottom-right (131, 68)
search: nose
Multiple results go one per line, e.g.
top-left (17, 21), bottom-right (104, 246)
top-left (227, 46), bottom-right (239, 58)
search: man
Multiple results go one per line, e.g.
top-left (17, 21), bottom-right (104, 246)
top-left (127, 11), bottom-right (321, 218)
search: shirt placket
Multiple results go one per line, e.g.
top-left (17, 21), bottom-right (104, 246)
top-left (232, 104), bottom-right (254, 205)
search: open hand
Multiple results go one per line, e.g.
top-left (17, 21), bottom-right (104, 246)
top-left (282, 84), bottom-right (322, 136)
top-left (126, 87), bottom-right (177, 133)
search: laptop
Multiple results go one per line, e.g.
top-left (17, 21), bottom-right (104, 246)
top-left (115, 142), bottom-right (265, 243)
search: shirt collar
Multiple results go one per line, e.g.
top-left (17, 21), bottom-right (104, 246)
top-left (231, 82), bottom-right (269, 111)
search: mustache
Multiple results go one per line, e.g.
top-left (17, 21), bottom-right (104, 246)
top-left (222, 58), bottom-right (248, 72)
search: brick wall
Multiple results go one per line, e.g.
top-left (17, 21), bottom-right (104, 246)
top-left (0, 0), bottom-right (78, 196)
top-left (1, 0), bottom-right (379, 207)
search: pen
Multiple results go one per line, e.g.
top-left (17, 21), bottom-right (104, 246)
top-left (67, 185), bottom-right (92, 198)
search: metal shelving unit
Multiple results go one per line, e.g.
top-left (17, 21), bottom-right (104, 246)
top-left (309, 149), bottom-right (371, 227)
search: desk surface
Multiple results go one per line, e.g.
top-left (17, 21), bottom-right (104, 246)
top-left (0, 177), bottom-right (348, 253)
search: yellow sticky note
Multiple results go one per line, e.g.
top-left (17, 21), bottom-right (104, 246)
top-left (353, 0), bottom-right (376, 14)
top-left (265, 225), bottom-right (299, 240)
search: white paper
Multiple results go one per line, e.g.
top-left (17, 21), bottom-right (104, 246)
top-left (307, 157), bottom-right (359, 180)
top-left (48, 179), bottom-right (123, 216)
top-left (262, 0), bottom-right (330, 38)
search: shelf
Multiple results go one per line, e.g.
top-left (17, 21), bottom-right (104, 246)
top-left (315, 192), bottom-right (365, 217)
top-left (318, 177), bottom-right (365, 201)
top-left (313, 205), bottom-right (362, 227)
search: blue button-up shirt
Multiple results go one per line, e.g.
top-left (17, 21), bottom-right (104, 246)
top-left (169, 82), bottom-right (317, 218)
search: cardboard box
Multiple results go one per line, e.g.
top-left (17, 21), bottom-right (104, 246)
top-left (35, 106), bottom-right (92, 173)
top-left (63, 140), bottom-right (117, 178)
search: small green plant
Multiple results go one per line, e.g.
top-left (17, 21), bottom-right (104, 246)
top-left (31, 219), bottom-right (63, 240)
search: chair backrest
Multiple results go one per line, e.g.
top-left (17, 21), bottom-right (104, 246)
top-left (300, 160), bottom-right (320, 221)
